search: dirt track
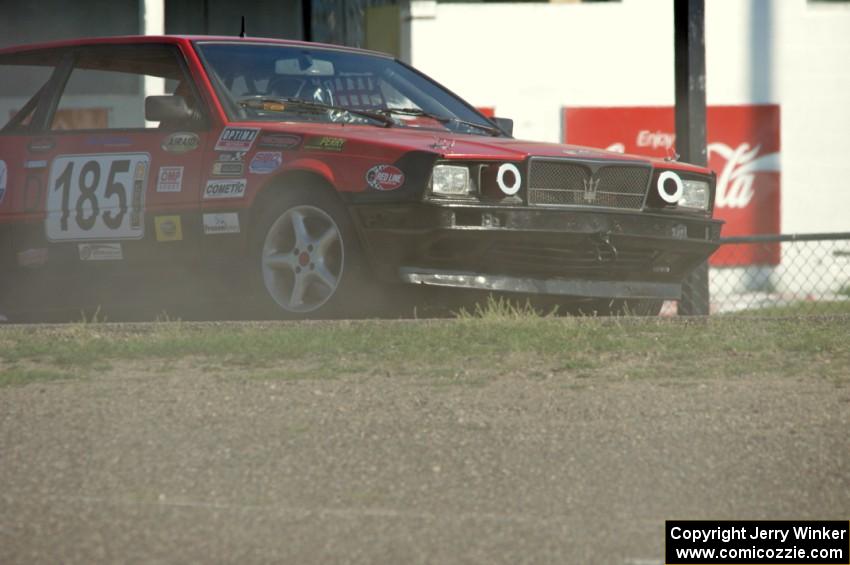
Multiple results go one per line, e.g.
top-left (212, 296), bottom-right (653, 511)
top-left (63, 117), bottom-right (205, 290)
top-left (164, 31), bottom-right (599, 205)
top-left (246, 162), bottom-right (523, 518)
top-left (2, 357), bottom-right (849, 565)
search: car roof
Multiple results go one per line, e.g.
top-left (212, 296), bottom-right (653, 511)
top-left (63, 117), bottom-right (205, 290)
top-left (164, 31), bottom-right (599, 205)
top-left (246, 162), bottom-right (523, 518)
top-left (0, 35), bottom-right (393, 59)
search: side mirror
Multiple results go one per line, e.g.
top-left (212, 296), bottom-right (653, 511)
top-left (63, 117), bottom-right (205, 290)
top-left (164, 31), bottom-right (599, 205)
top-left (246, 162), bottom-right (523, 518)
top-left (491, 116), bottom-right (513, 136)
top-left (145, 95), bottom-right (193, 122)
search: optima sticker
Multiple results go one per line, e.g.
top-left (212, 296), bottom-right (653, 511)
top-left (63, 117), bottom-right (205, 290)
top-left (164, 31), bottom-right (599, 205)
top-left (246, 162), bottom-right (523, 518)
top-left (156, 166), bottom-right (184, 193)
top-left (203, 213), bottom-right (240, 235)
top-left (204, 179), bottom-right (247, 199)
top-left (215, 127), bottom-right (260, 151)
top-left (161, 132), bottom-right (199, 153)
top-left (366, 164), bottom-right (405, 191)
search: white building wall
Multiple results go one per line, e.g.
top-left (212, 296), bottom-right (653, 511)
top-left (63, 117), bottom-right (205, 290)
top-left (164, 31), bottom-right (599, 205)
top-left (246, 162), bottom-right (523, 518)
top-left (409, 0), bottom-right (850, 235)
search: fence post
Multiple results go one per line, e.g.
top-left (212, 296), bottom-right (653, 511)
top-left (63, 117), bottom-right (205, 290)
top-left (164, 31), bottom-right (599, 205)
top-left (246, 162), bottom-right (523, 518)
top-left (674, 0), bottom-right (710, 316)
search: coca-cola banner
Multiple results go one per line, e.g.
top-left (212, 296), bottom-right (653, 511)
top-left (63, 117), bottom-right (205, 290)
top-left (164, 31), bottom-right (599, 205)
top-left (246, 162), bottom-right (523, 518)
top-left (563, 105), bottom-right (781, 266)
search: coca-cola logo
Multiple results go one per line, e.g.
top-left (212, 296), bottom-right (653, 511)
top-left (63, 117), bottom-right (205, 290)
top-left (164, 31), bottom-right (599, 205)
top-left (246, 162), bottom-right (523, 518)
top-left (366, 164), bottom-right (405, 191)
top-left (708, 142), bottom-right (780, 209)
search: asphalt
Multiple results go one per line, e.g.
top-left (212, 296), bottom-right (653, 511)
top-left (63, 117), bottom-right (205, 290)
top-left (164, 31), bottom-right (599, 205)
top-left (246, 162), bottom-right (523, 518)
top-left (1, 362), bottom-right (849, 564)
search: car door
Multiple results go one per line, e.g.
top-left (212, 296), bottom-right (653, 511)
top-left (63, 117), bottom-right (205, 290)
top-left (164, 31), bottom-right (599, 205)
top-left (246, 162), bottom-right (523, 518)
top-left (38, 42), bottom-right (210, 271)
top-left (0, 48), bottom-right (65, 311)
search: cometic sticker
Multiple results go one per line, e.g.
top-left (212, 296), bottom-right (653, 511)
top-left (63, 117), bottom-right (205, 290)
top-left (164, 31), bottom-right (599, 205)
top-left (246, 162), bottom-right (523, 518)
top-left (203, 179), bottom-right (247, 199)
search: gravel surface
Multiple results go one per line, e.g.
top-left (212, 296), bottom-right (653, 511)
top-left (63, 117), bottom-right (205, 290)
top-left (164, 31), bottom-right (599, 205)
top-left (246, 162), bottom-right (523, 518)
top-left (2, 362), bottom-right (849, 564)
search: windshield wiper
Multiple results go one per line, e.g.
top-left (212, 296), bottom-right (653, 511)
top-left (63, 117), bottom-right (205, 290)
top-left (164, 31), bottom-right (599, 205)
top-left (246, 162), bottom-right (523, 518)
top-left (236, 96), bottom-right (394, 127)
top-left (382, 107), bottom-right (503, 136)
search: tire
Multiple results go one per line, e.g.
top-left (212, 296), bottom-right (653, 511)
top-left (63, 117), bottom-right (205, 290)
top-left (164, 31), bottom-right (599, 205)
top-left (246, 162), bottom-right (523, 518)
top-left (251, 187), bottom-right (371, 318)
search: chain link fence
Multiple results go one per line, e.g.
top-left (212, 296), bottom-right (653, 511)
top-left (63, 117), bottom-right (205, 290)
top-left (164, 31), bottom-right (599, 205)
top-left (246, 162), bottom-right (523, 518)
top-left (665, 232), bottom-right (850, 316)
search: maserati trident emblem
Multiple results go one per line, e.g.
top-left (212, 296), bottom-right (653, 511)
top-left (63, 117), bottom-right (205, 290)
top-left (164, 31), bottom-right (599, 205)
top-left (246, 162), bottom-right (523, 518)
top-left (583, 175), bottom-right (601, 203)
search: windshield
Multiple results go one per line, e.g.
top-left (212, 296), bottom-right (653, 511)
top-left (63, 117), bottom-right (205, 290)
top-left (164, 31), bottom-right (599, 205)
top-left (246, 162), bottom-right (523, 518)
top-left (196, 42), bottom-right (503, 136)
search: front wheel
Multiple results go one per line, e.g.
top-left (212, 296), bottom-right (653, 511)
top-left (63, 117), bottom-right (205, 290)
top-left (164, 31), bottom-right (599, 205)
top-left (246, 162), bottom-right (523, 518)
top-left (253, 189), bottom-right (369, 318)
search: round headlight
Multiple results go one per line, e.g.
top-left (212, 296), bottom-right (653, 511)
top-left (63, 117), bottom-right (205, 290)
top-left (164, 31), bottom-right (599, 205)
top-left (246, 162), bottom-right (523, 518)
top-left (496, 163), bottom-right (521, 195)
top-left (657, 171), bottom-right (683, 204)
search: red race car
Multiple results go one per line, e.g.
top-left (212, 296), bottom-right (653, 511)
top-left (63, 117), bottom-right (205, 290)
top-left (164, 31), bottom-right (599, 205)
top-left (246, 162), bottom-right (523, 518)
top-left (0, 36), bottom-right (721, 319)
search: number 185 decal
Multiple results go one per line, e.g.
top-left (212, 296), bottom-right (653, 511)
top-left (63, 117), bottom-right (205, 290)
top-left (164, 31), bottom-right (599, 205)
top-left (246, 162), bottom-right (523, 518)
top-left (46, 153), bottom-right (149, 241)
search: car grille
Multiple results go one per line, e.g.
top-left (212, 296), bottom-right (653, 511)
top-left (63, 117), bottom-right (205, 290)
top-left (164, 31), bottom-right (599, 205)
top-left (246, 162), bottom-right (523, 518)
top-left (527, 160), bottom-right (650, 210)
top-left (482, 241), bottom-right (658, 279)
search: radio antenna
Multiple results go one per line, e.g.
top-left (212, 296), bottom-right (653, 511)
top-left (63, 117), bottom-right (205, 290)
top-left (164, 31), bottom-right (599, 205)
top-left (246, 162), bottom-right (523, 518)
top-left (240, 16), bottom-right (247, 38)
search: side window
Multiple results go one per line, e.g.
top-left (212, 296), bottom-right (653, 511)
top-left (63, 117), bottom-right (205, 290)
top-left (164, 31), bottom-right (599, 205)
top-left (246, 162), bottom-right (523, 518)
top-left (0, 57), bottom-right (57, 132)
top-left (51, 45), bottom-right (202, 131)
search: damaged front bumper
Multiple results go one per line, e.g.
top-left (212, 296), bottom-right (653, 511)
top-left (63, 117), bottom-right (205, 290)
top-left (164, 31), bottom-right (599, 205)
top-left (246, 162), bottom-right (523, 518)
top-left (350, 203), bottom-right (722, 300)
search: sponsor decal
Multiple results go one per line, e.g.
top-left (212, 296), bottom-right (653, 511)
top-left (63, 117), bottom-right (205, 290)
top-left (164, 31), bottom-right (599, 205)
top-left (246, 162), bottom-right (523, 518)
top-left (78, 242), bottom-right (123, 261)
top-left (24, 160), bottom-right (47, 169)
top-left (430, 138), bottom-right (455, 151)
top-left (203, 212), bottom-right (240, 235)
top-left (86, 135), bottom-right (132, 147)
top-left (304, 136), bottom-right (346, 152)
top-left (212, 161), bottom-right (245, 176)
top-left (365, 164), bottom-right (405, 191)
top-left (131, 161), bottom-right (146, 229)
top-left (216, 151), bottom-right (247, 162)
top-left (154, 215), bottom-right (183, 242)
top-left (27, 138), bottom-right (55, 152)
top-left (249, 151), bottom-right (283, 175)
top-left (0, 160), bottom-right (6, 204)
top-left (203, 179), bottom-right (247, 199)
top-left (156, 166), bottom-right (184, 193)
top-left (564, 104), bottom-right (781, 266)
top-left (17, 247), bottom-right (48, 268)
top-left (161, 131), bottom-right (200, 153)
top-left (259, 133), bottom-right (301, 149)
top-left (215, 127), bottom-right (260, 151)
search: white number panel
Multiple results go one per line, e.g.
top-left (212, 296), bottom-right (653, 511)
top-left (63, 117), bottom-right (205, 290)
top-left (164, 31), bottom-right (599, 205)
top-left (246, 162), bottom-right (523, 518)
top-left (46, 153), bottom-right (149, 241)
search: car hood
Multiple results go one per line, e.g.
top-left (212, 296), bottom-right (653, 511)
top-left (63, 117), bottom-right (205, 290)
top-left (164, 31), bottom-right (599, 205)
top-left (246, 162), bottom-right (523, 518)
top-left (259, 123), bottom-right (710, 175)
